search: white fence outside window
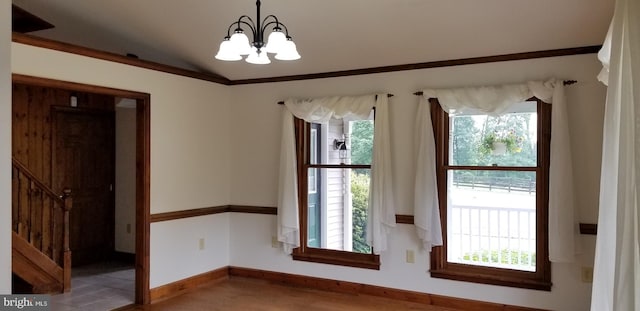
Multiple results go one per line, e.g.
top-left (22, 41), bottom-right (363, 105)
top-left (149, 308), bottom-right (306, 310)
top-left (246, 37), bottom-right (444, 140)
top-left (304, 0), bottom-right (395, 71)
top-left (448, 185), bottom-right (537, 272)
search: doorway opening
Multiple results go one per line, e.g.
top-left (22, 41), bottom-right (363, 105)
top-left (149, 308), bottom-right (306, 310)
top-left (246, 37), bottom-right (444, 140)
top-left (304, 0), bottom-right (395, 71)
top-left (11, 74), bottom-right (150, 305)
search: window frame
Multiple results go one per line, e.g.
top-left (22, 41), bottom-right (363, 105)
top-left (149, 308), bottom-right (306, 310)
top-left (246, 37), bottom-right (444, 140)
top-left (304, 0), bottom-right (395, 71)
top-left (429, 97), bottom-right (552, 291)
top-left (291, 117), bottom-right (380, 270)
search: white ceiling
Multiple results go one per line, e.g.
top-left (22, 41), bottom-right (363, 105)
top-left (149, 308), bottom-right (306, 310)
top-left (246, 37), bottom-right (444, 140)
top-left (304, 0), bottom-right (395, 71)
top-left (12, 0), bottom-right (614, 81)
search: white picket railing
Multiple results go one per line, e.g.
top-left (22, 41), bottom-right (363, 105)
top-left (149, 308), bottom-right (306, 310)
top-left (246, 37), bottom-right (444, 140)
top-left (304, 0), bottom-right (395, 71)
top-left (448, 203), bottom-right (537, 271)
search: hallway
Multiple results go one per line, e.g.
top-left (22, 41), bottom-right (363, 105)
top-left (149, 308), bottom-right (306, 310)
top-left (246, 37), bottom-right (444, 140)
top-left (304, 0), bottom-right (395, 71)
top-left (50, 261), bottom-right (134, 310)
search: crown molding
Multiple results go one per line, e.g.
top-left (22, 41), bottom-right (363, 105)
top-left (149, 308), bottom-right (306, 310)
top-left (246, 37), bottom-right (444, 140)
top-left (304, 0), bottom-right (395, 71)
top-left (13, 33), bottom-right (601, 86)
top-left (12, 32), bottom-right (231, 85)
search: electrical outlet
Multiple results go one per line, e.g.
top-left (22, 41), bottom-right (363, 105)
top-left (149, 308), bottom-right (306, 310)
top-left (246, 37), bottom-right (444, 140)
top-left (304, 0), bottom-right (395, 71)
top-left (199, 238), bottom-right (205, 250)
top-left (406, 250), bottom-right (415, 263)
top-left (126, 223), bottom-right (131, 234)
top-left (581, 266), bottom-right (593, 283)
top-left (271, 236), bottom-right (279, 248)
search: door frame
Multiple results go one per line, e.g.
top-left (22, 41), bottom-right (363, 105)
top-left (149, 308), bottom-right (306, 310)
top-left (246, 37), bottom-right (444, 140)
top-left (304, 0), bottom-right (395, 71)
top-left (12, 74), bottom-right (151, 304)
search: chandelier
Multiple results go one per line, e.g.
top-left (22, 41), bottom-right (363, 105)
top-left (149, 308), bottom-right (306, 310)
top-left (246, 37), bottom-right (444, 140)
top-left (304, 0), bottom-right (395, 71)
top-left (215, 0), bottom-right (301, 64)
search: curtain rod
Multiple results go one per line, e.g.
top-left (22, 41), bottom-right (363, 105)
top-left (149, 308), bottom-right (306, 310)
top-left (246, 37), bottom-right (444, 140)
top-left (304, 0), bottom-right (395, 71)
top-left (412, 80), bottom-right (578, 96)
top-left (277, 93), bottom-right (394, 105)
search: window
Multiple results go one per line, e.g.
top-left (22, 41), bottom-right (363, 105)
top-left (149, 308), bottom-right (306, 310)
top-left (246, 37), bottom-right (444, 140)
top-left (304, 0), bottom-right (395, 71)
top-left (292, 112), bottom-right (380, 269)
top-left (430, 98), bottom-right (552, 290)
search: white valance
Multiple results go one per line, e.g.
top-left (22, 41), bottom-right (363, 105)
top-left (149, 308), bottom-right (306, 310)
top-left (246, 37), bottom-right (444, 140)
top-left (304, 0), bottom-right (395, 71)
top-left (278, 94), bottom-right (395, 254)
top-left (422, 80), bottom-right (558, 116)
top-left (284, 95), bottom-right (375, 122)
top-left (416, 78), bottom-right (577, 263)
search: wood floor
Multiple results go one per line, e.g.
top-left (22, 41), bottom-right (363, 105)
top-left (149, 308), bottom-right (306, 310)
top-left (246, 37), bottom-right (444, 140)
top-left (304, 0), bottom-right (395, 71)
top-left (118, 277), bottom-right (459, 311)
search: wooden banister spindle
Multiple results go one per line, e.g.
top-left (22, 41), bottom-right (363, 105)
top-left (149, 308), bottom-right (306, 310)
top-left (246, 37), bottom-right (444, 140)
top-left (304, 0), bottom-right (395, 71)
top-left (11, 168), bottom-right (19, 232)
top-left (12, 157), bottom-right (74, 293)
top-left (28, 180), bottom-right (35, 244)
top-left (49, 199), bottom-right (55, 258)
top-left (61, 188), bottom-right (72, 252)
top-left (61, 188), bottom-right (72, 292)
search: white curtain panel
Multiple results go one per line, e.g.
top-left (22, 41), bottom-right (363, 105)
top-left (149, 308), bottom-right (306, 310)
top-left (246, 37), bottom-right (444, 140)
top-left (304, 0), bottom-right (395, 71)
top-left (591, 0), bottom-right (640, 309)
top-left (366, 95), bottom-right (397, 254)
top-left (418, 78), bottom-right (577, 262)
top-left (277, 94), bottom-right (395, 254)
top-left (277, 109), bottom-right (300, 254)
top-left (413, 98), bottom-right (443, 250)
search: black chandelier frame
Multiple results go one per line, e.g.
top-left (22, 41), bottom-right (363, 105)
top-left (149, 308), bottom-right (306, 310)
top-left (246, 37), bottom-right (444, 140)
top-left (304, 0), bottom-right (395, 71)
top-left (222, 0), bottom-right (293, 53)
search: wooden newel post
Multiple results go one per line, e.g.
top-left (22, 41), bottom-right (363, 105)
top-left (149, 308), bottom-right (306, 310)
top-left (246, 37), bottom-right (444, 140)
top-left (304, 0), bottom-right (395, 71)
top-left (61, 188), bottom-right (72, 292)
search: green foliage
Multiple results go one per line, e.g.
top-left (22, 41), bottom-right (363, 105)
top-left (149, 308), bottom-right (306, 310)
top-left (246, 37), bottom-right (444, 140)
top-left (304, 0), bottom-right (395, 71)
top-left (452, 116), bottom-right (480, 165)
top-left (462, 249), bottom-right (536, 267)
top-left (350, 120), bottom-right (374, 165)
top-left (475, 113), bottom-right (536, 167)
top-left (480, 130), bottom-right (524, 155)
top-left (451, 112), bottom-right (537, 181)
top-left (351, 171), bottom-right (371, 254)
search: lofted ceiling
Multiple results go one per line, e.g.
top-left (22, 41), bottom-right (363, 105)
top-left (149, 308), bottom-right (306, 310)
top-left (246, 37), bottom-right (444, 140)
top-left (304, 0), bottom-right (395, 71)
top-left (12, 0), bottom-right (614, 81)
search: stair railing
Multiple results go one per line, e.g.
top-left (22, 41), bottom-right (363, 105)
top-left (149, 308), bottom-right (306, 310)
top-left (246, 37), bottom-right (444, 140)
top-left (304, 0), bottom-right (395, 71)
top-left (11, 156), bottom-right (72, 292)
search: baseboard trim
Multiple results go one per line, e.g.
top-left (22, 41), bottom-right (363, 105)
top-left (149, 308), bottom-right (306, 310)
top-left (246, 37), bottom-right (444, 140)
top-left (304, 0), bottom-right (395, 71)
top-left (149, 267), bottom-right (229, 303)
top-left (228, 266), bottom-right (547, 311)
top-left (147, 266), bottom-right (547, 310)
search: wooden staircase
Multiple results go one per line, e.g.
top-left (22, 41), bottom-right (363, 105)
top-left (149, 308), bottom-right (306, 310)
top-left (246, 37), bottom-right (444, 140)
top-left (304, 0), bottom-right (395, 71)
top-left (11, 156), bottom-right (72, 294)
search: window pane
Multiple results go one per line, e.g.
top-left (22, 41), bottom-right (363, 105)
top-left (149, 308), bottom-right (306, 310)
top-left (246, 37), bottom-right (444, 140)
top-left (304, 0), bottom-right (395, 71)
top-left (449, 102), bottom-right (537, 167)
top-left (310, 126), bottom-right (319, 165)
top-left (306, 168), bottom-right (372, 254)
top-left (447, 169), bottom-right (536, 271)
top-left (348, 119), bottom-right (374, 165)
top-left (312, 115), bottom-right (374, 165)
top-left (309, 125), bottom-right (319, 193)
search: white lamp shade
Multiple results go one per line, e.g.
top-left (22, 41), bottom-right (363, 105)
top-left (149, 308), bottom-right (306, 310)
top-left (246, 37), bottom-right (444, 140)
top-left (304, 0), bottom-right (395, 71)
top-left (245, 48), bottom-right (271, 64)
top-left (215, 39), bottom-right (242, 61)
top-left (230, 31), bottom-right (252, 55)
top-left (275, 39), bottom-right (301, 60)
top-left (265, 29), bottom-right (286, 54)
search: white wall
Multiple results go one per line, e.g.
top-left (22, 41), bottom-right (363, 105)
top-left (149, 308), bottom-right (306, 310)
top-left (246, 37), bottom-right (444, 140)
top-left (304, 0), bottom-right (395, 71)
top-left (229, 54), bottom-right (606, 311)
top-left (11, 43), bottom-right (233, 287)
top-left (8, 37), bottom-right (605, 308)
top-left (0, 0), bottom-right (11, 294)
top-left (115, 101), bottom-right (137, 254)
top-left (150, 214), bottom-right (229, 287)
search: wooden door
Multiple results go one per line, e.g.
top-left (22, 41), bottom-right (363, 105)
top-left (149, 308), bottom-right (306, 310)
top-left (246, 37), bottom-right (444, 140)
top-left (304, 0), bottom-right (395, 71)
top-left (53, 107), bottom-right (115, 266)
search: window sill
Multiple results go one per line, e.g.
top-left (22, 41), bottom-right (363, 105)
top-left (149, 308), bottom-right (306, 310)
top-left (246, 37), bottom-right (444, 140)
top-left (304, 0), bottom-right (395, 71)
top-left (292, 252), bottom-right (380, 270)
top-left (430, 268), bottom-right (551, 291)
